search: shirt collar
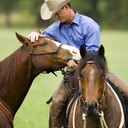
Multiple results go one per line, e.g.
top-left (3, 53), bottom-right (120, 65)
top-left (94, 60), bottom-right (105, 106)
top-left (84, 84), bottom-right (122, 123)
top-left (71, 10), bottom-right (80, 26)
top-left (59, 10), bottom-right (80, 27)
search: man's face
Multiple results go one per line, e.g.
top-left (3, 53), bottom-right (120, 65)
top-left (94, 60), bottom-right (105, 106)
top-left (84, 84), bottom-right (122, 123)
top-left (54, 5), bottom-right (69, 23)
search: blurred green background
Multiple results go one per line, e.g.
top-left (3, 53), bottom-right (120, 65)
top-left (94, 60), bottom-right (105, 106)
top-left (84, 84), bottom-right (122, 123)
top-left (0, 0), bottom-right (128, 127)
top-left (0, 0), bottom-right (128, 29)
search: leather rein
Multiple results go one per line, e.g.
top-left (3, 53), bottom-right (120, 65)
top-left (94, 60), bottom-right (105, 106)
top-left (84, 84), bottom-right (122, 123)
top-left (24, 43), bottom-right (65, 76)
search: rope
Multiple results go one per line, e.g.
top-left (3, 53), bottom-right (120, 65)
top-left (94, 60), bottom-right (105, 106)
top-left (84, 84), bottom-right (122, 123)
top-left (107, 81), bottom-right (125, 128)
top-left (72, 100), bottom-right (108, 128)
top-left (99, 111), bottom-right (108, 128)
top-left (82, 111), bottom-right (108, 128)
top-left (73, 98), bottom-right (78, 128)
top-left (82, 113), bottom-right (87, 128)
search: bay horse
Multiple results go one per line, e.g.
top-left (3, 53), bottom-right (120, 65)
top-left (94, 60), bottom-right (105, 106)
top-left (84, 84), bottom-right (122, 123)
top-left (0, 32), bottom-right (81, 128)
top-left (68, 45), bottom-right (126, 128)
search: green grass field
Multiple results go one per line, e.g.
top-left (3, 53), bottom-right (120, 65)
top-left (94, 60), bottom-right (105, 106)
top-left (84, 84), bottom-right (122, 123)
top-left (0, 28), bottom-right (128, 128)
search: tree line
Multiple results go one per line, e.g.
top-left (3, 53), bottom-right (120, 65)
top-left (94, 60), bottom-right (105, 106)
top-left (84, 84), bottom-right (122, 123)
top-left (0, 0), bottom-right (128, 29)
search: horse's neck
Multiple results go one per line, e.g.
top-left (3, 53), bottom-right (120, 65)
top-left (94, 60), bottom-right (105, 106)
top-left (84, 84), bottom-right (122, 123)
top-left (0, 46), bottom-right (37, 115)
top-left (103, 84), bottom-right (123, 127)
top-left (105, 84), bottom-right (121, 109)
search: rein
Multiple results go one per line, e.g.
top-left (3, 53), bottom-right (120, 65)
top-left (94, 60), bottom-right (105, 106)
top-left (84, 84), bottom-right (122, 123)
top-left (72, 81), bottom-right (125, 128)
top-left (82, 111), bottom-right (108, 128)
top-left (24, 43), bottom-right (65, 76)
top-left (72, 98), bottom-right (108, 128)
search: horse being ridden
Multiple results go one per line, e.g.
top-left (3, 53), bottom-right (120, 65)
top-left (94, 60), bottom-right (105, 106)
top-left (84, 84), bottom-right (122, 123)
top-left (68, 45), bottom-right (126, 128)
top-left (0, 32), bottom-right (80, 128)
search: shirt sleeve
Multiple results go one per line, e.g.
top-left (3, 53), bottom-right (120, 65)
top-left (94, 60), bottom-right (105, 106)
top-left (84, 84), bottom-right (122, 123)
top-left (42, 21), bottom-right (60, 40)
top-left (42, 30), bottom-right (53, 38)
top-left (84, 23), bottom-right (100, 51)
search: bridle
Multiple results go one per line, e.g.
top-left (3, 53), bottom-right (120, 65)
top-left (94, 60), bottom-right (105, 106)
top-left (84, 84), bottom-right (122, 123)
top-left (24, 43), bottom-right (66, 76)
top-left (0, 43), bottom-right (66, 126)
top-left (78, 60), bottom-right (106, 109)
top-left (77, 61), bottom-right (108, 128)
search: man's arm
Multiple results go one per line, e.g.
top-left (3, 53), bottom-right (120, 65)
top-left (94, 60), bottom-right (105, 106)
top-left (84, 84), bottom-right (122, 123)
top-left (84, 24), bottom-right (100, 51)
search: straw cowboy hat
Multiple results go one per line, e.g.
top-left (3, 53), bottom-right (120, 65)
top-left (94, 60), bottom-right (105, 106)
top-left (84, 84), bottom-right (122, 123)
top-left (41, 0), bottom-right (71, 20)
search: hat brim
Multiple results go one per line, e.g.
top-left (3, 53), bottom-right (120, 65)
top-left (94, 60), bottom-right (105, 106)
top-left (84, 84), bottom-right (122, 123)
top-left (40, 0), bottom-right (71, 20)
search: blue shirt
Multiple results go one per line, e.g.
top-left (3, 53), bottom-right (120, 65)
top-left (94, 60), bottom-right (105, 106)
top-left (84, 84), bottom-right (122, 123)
top-left (42, 11), bottom-right (100, 51)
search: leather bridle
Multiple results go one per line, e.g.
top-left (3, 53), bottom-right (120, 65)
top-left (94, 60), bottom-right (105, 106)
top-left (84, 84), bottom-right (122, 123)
top-left (78, 61), bottom-right (105, 113)
top-left (24, 43), bottom-right (66, 76)
top-left (0, 43), bottom-right (66, 125)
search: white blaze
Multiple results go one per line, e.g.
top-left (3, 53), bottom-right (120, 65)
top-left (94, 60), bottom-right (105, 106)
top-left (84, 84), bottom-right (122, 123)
top-left (46, 38), bottom-right (81, 61)
top-left (89, 68), bottom-right (95, 87)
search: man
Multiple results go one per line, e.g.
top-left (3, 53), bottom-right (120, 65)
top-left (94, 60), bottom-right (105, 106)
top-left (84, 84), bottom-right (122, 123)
top-left (28, 0), bottom-right (128, 127)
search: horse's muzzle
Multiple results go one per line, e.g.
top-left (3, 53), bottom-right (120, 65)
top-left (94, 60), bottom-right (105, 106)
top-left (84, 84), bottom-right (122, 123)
top-left (84, 102), bottom-right (99, 116)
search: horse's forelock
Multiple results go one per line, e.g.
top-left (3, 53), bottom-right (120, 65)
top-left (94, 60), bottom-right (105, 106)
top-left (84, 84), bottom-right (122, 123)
top-left (78, 51), bottom-right (107, 75)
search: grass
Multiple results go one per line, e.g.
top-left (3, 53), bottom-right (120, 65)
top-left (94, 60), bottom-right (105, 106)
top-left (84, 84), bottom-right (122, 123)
top-left (100, 30), bottom-right (128, 82)
top-left (0, 28), bottom-right (128, 128)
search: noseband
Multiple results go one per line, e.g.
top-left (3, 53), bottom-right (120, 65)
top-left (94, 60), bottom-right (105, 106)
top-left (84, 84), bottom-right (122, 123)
top-left (24, 43), bottom-right (65, 76)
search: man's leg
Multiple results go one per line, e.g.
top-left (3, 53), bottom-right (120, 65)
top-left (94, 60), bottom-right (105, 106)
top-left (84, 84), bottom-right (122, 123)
top-left (50, 80), bottom-right (74, 128)
top-left (107, 70), bottom-right (128, 106)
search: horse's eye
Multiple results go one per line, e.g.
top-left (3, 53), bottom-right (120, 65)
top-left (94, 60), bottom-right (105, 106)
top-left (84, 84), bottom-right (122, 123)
top-left (79, 73), bottom-right (84, 80)
top-left (41, 42), bottom-right (48, 46)
top-left (100, 73), bottom-right (106, 79)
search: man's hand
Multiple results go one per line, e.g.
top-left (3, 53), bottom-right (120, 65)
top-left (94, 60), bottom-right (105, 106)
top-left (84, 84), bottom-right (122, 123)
top-left (28, 32), bottom-right (43, 42)
top-left (67, 60), bottom-right (78, 69)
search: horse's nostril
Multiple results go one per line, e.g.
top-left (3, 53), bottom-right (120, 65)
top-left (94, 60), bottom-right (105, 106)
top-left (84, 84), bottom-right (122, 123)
top-left (84, 102), bottom-right (99, 115)
top-left (93, 102), bottom-right (98, 108)
top-left (85, 102), bottom-right (89, 108)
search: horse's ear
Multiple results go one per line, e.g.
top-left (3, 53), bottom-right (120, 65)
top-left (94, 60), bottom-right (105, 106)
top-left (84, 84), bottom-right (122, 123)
top-left (98, 45), bottom-right (105, 58)
top-left (37, 28), bottom-right (41, 34)
top-left (15, 32), bottom-right (30, 45)
top-left (80, 45), bottom-right (87, 58)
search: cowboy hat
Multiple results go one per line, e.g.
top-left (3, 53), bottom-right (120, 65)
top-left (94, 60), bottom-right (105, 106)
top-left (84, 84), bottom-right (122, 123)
top-left (40, 0), bottom-right (71, 20)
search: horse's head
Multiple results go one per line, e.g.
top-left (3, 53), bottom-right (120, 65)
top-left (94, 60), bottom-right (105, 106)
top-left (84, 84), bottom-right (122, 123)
top-left (15, 32), bottom-right (81, 73)
top-left (78, 45), bottom-right (107, 116)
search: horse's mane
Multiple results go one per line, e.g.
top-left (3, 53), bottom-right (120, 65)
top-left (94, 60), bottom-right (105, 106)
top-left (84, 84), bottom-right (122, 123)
top-left (78, 51), bottom-right (108, 74)
top-left (0, 46), bottom-right (24, 89)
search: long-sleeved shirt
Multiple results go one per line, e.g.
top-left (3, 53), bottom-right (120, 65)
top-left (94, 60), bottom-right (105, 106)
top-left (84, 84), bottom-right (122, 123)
top-left (42, 11), bottom-right (100, 51)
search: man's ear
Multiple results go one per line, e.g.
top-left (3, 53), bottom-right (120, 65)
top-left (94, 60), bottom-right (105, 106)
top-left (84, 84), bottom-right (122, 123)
top-left (80, 45), bottom-right (87, 58)
top-left (15, 32), bottom-right (30, 45)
